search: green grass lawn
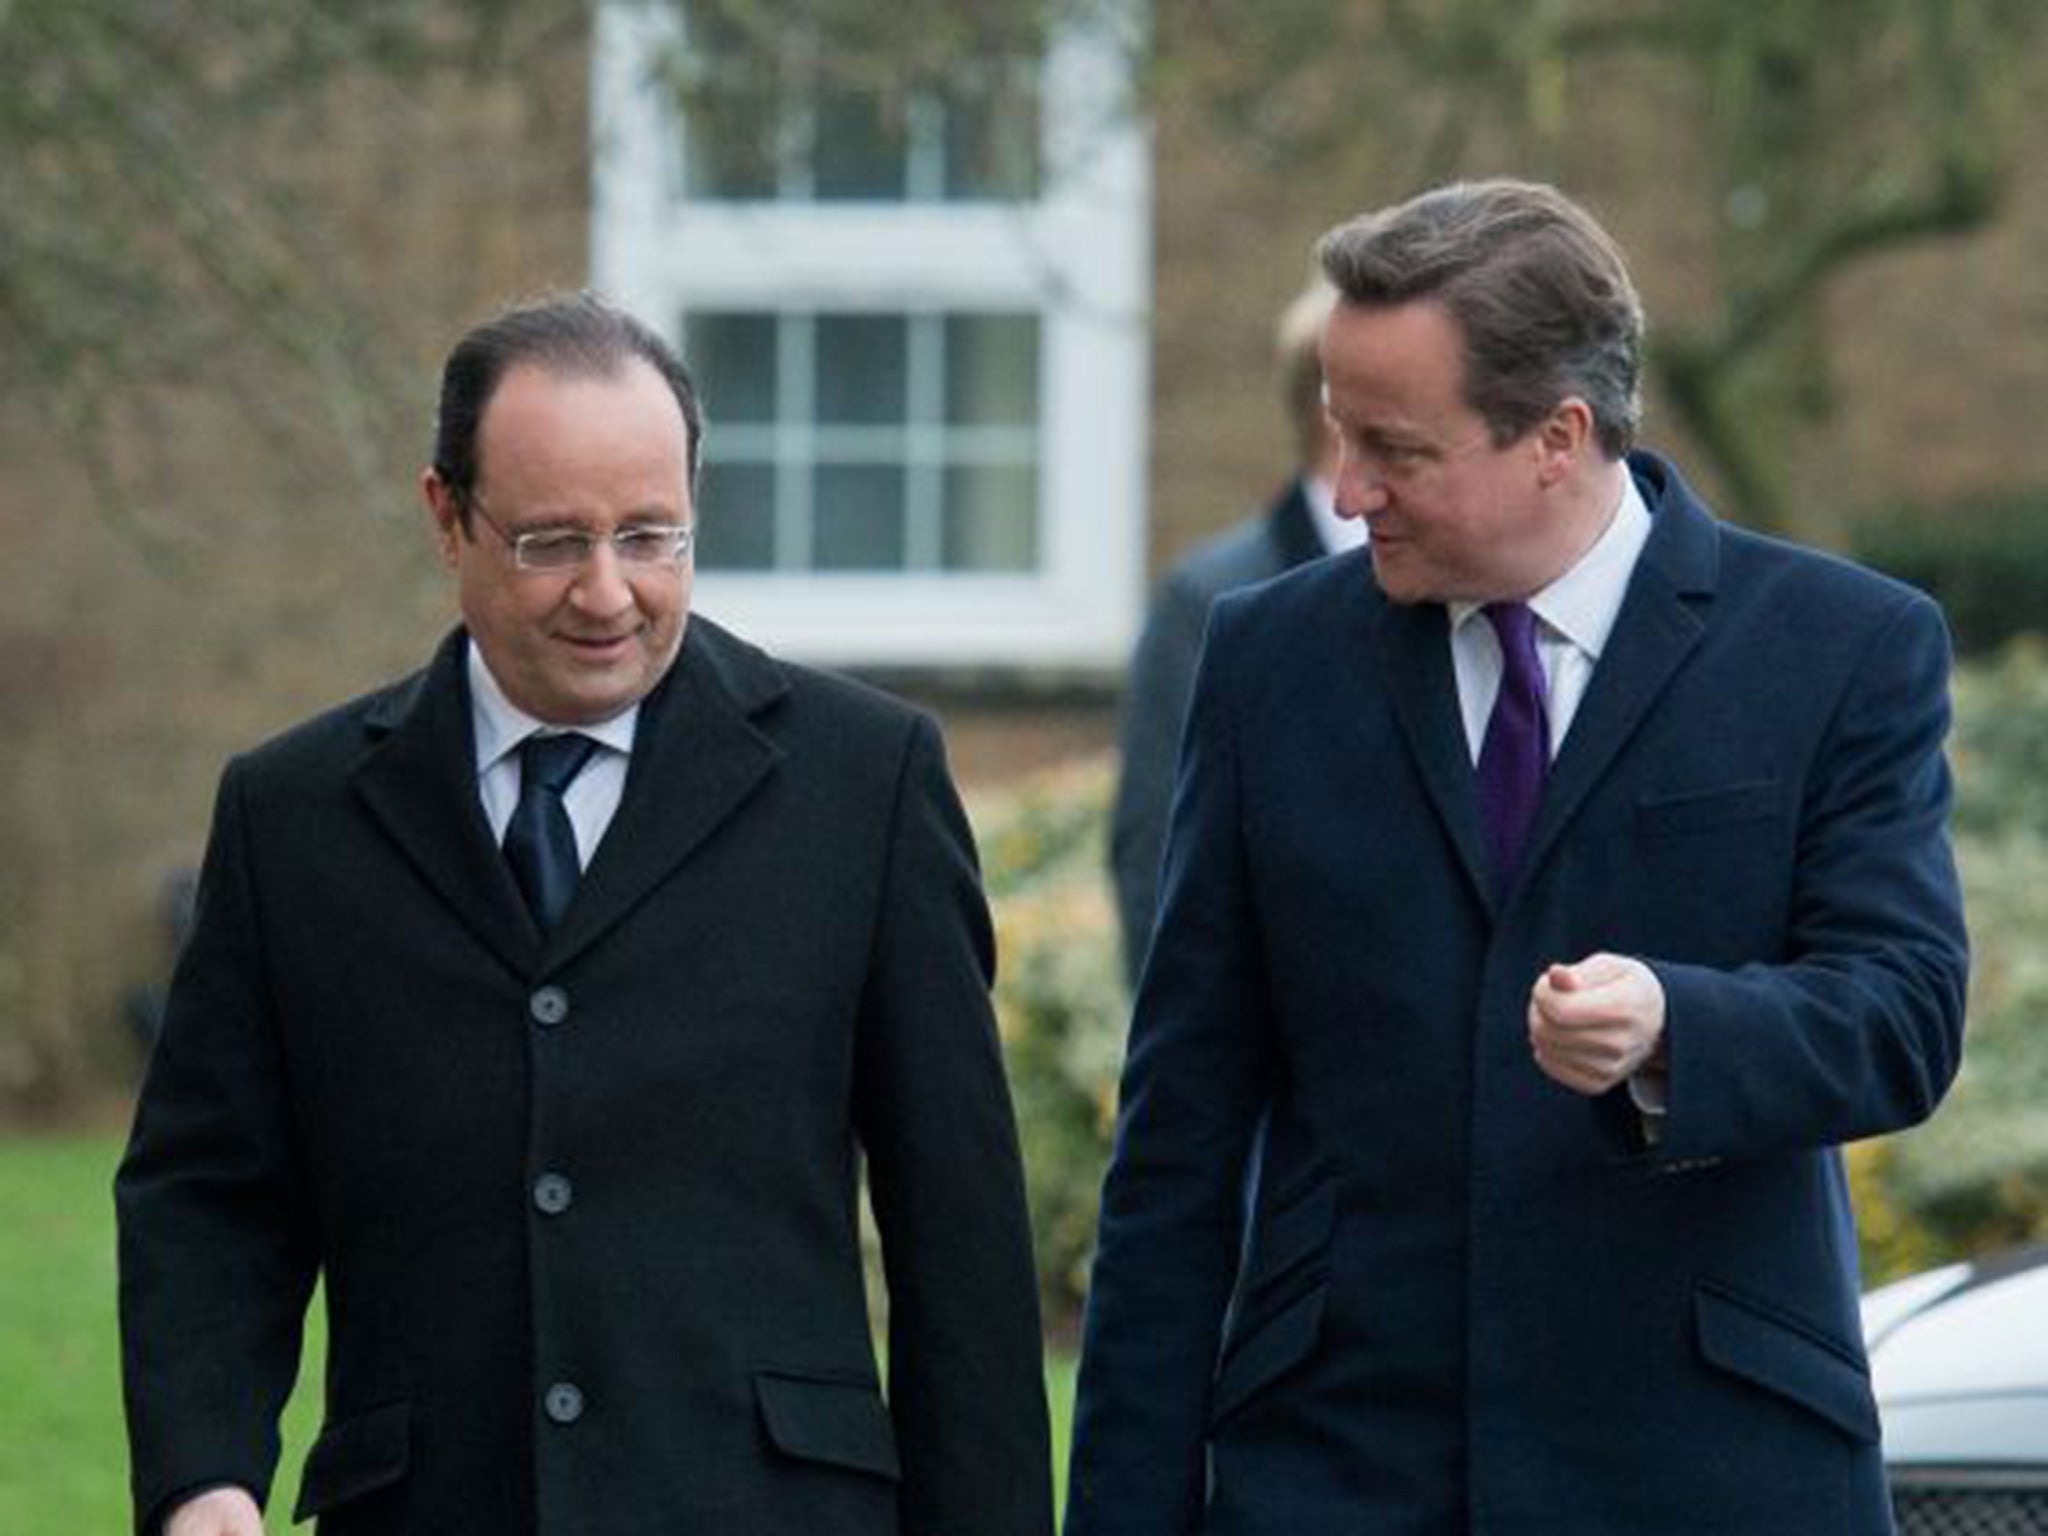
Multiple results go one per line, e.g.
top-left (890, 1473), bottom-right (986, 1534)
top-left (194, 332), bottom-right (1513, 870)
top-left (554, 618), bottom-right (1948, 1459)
top-left (0, 1135), bottom-right (1078, 1529)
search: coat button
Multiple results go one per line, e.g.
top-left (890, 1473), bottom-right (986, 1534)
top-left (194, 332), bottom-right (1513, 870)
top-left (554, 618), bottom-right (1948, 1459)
top-left (533, 1173), bottom-right (573, 1215)
top-left (544, 1382), bottom-right (584, 1424)
top-left (529, 986), bottom-right (570, 1027)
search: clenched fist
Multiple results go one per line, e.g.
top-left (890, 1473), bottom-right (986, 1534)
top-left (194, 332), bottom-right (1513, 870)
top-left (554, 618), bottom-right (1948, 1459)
top-left (1528, 953), bottom-right (1666, 1098)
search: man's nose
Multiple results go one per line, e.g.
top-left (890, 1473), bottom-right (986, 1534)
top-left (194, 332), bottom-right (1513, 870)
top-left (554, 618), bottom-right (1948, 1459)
top-left (1335, 454), bottom-right (1389, 520)
top-left (568, 540), bottom-right (635, 613)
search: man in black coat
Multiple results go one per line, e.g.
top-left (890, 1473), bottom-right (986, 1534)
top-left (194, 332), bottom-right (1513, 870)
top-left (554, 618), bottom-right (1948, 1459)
top-left (1109, 279), bottom-right (1353, 984)
top-left (117, 294), bottom-right (1053, 1536)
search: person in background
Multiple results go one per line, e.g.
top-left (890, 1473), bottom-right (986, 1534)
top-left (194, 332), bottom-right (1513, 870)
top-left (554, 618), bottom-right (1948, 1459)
top-left (117, 292), bottom-right (1053, 1536)
top-left (1110, 277), bottom-right (1357, 985)
top-left (1068, 180), bottom-right (1967, 1536)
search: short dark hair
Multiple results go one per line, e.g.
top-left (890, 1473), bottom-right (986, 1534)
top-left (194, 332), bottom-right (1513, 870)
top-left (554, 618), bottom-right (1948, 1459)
top-left (1316, 180), bottom-right (1643, 459)
top-left (431, 292), bottom-right (702, 522)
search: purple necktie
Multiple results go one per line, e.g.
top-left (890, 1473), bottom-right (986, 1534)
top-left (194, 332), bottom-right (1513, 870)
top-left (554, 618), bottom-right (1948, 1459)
top-left (1476, 601), bottom-right (1550, 894)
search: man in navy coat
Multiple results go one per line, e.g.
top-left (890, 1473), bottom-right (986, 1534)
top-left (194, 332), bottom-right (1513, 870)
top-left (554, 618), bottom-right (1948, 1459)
top-left (1066, 181), bottom-right (1967, 1535)
top-left (117, 295), bottom-right (1052, 1536)
top-left (1110, 278), bottom-right (1352, 985)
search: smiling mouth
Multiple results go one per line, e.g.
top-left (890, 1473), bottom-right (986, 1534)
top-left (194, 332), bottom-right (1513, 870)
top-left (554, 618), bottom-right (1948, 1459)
top-left (559, 632), bottom-right (638, 656)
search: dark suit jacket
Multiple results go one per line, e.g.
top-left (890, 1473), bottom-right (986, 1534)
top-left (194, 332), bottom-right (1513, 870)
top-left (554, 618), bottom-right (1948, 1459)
top-left (1068, 454), bottom-right (1968, 1536)
top-left (1110, 480), bottom-right (1325, 984)
top-left (117, 619), bottom-right (1053, 1536)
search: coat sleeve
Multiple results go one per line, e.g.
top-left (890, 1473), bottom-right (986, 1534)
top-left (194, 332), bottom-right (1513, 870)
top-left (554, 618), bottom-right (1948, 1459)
top-left (1652, 590), bottom-right (1970, 1160)
top-left (115, 760), bottom-right (319, 1535)
top-left (1067, 607), bottom-right (1275, 1536)
top-left (852, 715), bottom-right (1055, 1536)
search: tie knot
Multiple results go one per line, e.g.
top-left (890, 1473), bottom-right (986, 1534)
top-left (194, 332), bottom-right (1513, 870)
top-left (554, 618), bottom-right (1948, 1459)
top-left (1483, 600), bottom-right (1539, 652)
top-left (520, 732), bottom-right (598, 794)
top-left (1483, 601), bottom-right (1547, 686)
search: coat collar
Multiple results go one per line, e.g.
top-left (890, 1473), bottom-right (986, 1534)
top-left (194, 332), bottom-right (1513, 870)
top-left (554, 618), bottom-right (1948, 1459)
top-left (351, 618), bottom-right (790, 976)
top-left (551, 616), bottom-right (788, 968)
top-left (1375, 597), bottom-right (1494, 907)
top-left (1512, 452), bottom-right (1718, 905)
top-left (1375, 451), bottom-right (1721, 917)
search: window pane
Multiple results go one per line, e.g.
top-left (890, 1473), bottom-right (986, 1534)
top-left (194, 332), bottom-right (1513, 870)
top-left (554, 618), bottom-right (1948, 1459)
top-left (946, 314), bottom-right (1038, 426)
top-left (815, 463), bottom-right (906, 569)
top-left (943, 65), bottom-right (1040, 201)
top-left (687, 311), bottom-right (778, 426)
top-left (676, 9), bottom-right (780, 199)
top-left (685, 97), bottom-right (781, 199)
top-left (813, 87), bottom-right (908, 201)
top-left (688, 77), bottom-right (782, 201)
top-left (697, 461), bottom-right (777, 569)
top-left (817, 314), bottom-right (907, 425)
top-left (943, 463), bottom-right (1037, 571)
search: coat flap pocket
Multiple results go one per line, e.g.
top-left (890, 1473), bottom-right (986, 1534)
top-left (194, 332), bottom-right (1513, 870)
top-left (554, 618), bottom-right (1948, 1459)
top-left (1243, 1177), bottom-right (1337, 1301)
top-left (1209, 1280), bottom-right (1326, 1430)
top-left (292, 1400), bottom-right (410, 1521)
top-left (1694, 1283), bottom-right (1878, 1444)
top-left (1637, 779), bottom-right (1782, 837)
top-left (755, 1370), bottom-right (901, 1482)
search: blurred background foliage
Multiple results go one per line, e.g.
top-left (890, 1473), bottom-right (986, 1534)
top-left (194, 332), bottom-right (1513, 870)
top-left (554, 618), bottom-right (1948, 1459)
top-left (4, 0), bottom-right (2046, 1297)
top-left (977, 641), bottom-right (2048, 1334)
top-left (1856, 497), bottom-right (2048, 659)
top-left (7, 0), bottom-right (2046, 548)
top-left (1850, 641), bottom-right (2048, 1279)
top-left (972, 761), bottom-right (1128, 1337)
top-left (0, 0), bottom-right (582, 526)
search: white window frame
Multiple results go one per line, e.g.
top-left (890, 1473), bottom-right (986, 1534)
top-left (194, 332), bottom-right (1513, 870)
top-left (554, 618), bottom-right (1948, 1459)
top-left (590, 1), bottom-right (1150, 671)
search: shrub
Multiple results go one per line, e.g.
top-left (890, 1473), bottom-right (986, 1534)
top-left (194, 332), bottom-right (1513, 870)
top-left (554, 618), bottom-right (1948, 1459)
top-left (1849, 640), bottom-right (2048, 1277)
top-left (1852, 822), bottom-right (2048, 1280)
top-left (1949, 637), bottom-right (2048, 842)
top-left (970, 760), bottom-right (1127, 1339)
top-left (1854, 493), bottom-right (2048, 656)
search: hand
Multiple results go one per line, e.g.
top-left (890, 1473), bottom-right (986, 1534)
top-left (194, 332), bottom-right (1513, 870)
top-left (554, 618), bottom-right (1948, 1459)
top-left (1528, 953), bottom-right (1666, 1097)
top-left (165, 1486), bottom-right (265, 1536)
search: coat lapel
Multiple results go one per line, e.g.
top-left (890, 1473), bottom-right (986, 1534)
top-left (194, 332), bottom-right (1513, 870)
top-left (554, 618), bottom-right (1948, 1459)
top-left (350, 630), bottom-right (541, 976)
top-left (1516, 456), bottom-right (1721, 898)
top-left (547, 617), bottom-right (788, 968)
top-left (1375, 596), bottom-right (1498, 912)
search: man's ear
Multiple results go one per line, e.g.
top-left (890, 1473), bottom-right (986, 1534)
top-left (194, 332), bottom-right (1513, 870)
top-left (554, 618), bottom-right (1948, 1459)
top-left (422, 469), bottom-right (462, 569)
top-left (1534, 398), bottom-right (1595, 488)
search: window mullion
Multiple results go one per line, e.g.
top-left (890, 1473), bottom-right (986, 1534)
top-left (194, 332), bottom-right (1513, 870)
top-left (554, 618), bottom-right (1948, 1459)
top-left (905, 91), bottom-right (945, 203)
top-left (778, 314), bottom-right (815, 569)
top-left (905, 312), bottom-right (946, 571)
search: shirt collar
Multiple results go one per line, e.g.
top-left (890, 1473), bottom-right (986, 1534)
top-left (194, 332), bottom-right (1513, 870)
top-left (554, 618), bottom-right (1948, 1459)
top-left (465, 639), bottom-right (639, 776)
top-left (1449, 467), bottom-right (1651, 659)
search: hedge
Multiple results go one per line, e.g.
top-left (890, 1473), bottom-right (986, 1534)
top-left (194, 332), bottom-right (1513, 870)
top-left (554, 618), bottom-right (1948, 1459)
top-left (1854, 494), bottom-right (2048, 656)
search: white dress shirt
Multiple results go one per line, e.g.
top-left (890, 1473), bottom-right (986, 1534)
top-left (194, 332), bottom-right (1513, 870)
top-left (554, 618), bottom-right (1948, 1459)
top-left (466, 643), bottom-right (637, 869)
top-left (1447, 470), bottom-right (1653, 764)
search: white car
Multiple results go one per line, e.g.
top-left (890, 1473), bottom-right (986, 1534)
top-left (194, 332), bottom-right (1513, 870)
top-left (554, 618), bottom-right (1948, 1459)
top-left (1863, 1244), bottom-right (2048, 1532)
